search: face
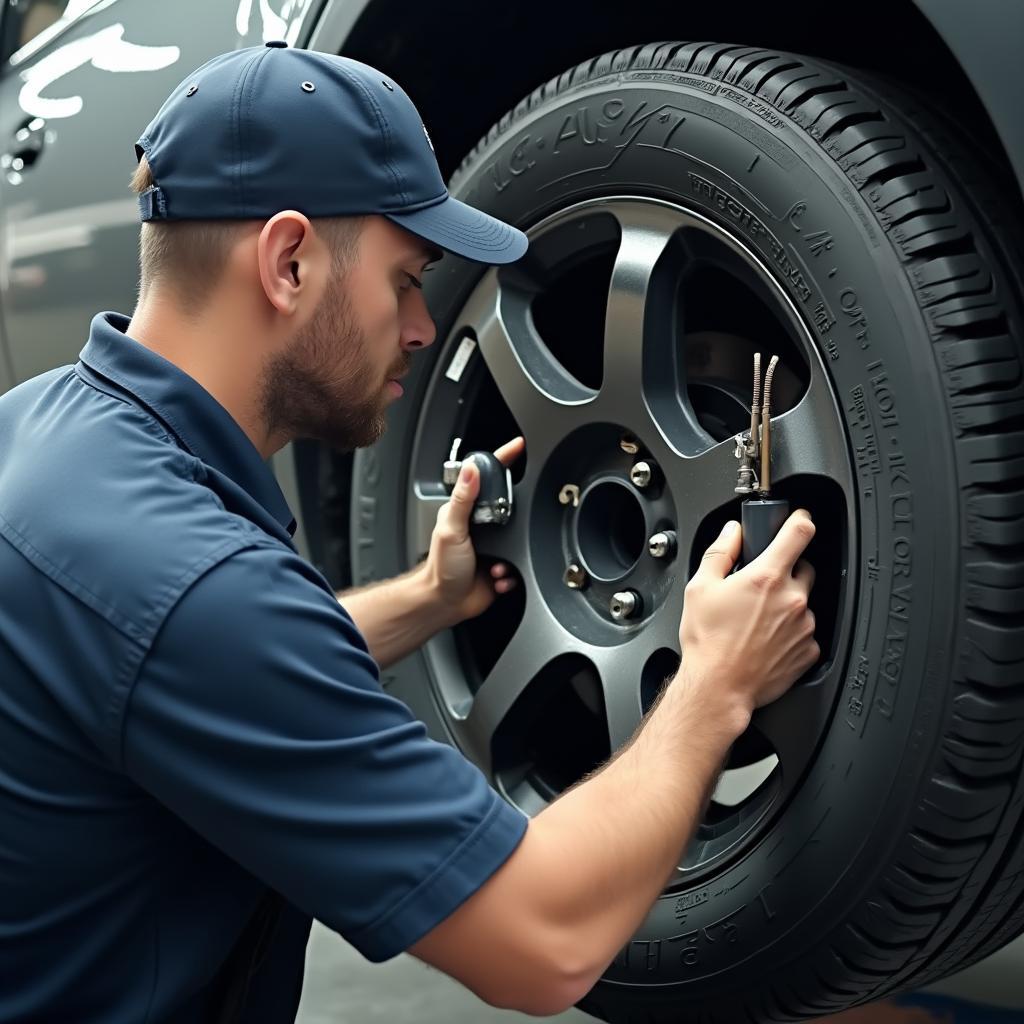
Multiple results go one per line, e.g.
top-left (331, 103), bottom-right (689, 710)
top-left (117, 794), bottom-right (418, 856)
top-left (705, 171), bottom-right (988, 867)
top-left (260, 217), bottom-right (440, 452)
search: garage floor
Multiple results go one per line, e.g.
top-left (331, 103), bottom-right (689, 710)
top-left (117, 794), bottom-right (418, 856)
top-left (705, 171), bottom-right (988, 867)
top-left (295, 921), bottom-right (585, 1023)
top-left (295, 921), bottom-right (1024, 1024)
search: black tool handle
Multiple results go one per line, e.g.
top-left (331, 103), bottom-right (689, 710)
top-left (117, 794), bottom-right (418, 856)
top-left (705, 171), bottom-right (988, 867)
top-left (463, 450), bottom-right (504, 498)
top-left (463, 450), bottom-right (512, 525)
top-left (740, 498), bottom-right (790, 568)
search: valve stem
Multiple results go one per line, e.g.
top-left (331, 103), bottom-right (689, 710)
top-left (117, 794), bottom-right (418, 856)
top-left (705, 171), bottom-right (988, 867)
top-left (760, 355), bottom-right (779, 496)
top-left (749, 351), bottom-right (762, 453)
top-left (734, 353), bottom-right (781, 497)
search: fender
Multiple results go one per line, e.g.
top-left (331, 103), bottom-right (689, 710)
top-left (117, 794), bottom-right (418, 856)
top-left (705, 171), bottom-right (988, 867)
top-left (913, 0), bottom-right (1024, 198)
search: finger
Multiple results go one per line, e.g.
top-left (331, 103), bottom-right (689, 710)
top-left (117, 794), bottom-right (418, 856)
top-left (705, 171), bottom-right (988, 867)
top-left (494, 436), bottom-right (525, 467)
top-left (490, 562), bottom-right (510, 578)
top-left (757, 509), bottom-right (815, 574)
top-left (495, 577), bottom-right (516, 593)
top-left (793, 558), bottom-right (816, 594)
top-left (693, 520), bottom-right (742, 581)
top-left (442, 462), bottom-right (480, 541)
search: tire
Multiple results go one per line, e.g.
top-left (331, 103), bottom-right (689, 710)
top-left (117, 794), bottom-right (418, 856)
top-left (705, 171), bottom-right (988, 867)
top-left (349, 42), bottom-right (1024, 1022)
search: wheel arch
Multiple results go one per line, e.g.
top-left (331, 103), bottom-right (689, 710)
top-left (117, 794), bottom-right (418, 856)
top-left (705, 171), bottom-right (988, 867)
top-left (312, 0), bottom-right (1023, 209)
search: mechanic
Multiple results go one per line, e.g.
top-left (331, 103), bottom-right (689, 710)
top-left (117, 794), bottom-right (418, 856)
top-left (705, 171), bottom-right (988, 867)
top-left (0, 44), bottom-right (818, 1023)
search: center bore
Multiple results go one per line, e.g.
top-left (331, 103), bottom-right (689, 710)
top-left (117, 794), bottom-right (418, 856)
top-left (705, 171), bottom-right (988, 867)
top-left (575, 479), bottom-right (647, 583)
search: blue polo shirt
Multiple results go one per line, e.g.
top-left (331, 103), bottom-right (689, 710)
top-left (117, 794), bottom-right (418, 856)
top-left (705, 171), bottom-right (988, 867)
top-left (0, 312), bottom-right (527, 1022)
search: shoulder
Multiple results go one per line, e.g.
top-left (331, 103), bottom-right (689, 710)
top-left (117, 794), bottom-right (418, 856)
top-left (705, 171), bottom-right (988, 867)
top-left (0, 366), bottom-right (275, 644)
top-left (170, 542), bottom-right (362, 648)
top-left (149, 543), bottom-right (375, 695)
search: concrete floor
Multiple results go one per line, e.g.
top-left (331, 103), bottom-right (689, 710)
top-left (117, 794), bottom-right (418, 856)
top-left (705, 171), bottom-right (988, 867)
top-left (295, 921), bottom-right (587, 1024)
top-left (295, 920), bottom-right (1024, 1024)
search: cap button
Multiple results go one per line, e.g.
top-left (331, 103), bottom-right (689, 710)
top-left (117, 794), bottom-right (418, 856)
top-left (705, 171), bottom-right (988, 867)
top-left (265, 40), bottom-right (288, 48)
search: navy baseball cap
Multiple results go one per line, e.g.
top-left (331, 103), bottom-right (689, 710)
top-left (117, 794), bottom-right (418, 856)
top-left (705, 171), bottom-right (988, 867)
top-left (134, 42), bottom-right (527, 265)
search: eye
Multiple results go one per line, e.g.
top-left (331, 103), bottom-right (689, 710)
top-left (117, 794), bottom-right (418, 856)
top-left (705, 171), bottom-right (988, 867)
top-left (401, 272), bottom-right (423, 291)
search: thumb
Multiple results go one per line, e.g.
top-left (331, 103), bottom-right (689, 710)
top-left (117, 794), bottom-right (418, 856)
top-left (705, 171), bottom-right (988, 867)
top-left (696, 520), bottom-right (741, 580)
top-left (445, 461), bottom-right (480, 531)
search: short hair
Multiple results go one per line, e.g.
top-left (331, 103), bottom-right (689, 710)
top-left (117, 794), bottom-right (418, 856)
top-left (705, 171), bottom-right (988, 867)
top-left (129, 157), bottom-right (362, 312)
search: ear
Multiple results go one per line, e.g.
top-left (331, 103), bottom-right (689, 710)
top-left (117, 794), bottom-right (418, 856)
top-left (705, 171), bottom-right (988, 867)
top-left (256, 211), bottom-right (324, 316)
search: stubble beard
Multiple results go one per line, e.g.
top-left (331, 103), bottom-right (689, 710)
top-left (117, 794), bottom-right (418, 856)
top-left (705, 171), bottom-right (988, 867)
top-left (260, 281), bottom-right (400, 453)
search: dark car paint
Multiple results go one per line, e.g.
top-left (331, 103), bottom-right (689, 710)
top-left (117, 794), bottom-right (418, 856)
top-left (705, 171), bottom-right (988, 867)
top-left (0, 0), bottom-right (318, 384)
top-left (913, 0), bottom-right (1024, 197)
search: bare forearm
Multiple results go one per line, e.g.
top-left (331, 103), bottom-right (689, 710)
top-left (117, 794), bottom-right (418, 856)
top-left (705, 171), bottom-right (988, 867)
top-left (522, 670), bottom-right (747, 989)
top-left (336, 566), bottom-right (453, 669)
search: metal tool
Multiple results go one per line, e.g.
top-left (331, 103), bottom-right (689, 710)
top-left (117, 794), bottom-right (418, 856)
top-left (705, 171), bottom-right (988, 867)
top-left (733, 353), bottom-right (790, 566)
top-left (443, 437), bottom-right (513, 525)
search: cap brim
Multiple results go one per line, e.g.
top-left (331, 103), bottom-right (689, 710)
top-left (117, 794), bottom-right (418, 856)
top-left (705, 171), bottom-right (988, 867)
top-left (385, 195), bottom-right (528, 265)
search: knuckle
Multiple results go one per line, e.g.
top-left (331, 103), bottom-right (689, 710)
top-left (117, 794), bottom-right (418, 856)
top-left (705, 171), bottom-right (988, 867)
top-left (787, 593), bottom-right (808, 615)
top-left (793, 519), bottom-right (816, 543)
top-left (752, 571), bottom-right (781, 592)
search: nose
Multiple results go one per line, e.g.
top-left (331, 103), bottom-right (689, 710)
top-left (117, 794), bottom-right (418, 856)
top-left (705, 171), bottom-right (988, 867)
top-left (401, 291), bottom-right (438, 351)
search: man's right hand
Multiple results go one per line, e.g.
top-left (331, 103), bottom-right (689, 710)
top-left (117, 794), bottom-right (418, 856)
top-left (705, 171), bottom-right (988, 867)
top-left (677, 510), bottom-right (819, 725)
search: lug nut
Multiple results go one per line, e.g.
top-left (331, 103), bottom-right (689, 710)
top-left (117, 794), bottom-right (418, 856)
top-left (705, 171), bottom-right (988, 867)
top-left (610, 590), bottom-right (641, 620)
top-left (648, 530), bottom-right (677, 559)
top-left (630, 460), bottom-right (654, 488)
top-left (564, 563), bottom-right (588, 590)
top-left (558, 483), bottom-right (581, 507)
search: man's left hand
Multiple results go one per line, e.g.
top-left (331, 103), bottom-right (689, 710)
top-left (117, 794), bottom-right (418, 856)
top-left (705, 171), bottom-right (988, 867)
top-left (423, 436), bottom-right (525, 625)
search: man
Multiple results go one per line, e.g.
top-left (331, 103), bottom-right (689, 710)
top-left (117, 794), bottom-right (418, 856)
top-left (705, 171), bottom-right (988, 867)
top-left (0, 44), bottom-right (817, 1022)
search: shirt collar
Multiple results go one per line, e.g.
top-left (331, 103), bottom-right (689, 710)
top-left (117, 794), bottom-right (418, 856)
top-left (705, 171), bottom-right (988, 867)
top-left (78, 312), bottom-right (296, 536)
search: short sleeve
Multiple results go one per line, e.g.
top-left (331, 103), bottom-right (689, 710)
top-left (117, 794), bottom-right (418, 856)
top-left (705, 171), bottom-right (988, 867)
top-left (122, 545), bottom-right (527, 962)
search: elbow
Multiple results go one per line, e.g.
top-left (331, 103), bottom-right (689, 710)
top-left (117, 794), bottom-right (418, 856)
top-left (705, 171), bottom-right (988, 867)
top-left (485, 977), bottom-right (593, 1018)
top-left (529, 972), bottom-right (600, 1017)
top-left (482, 931), bottom-right (605, 1016)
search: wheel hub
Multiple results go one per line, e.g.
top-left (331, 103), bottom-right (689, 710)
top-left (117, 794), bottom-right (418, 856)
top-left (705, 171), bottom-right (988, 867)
top-left (531, 423), bottom-right (680, 640)
top-left (576, 478), bottom-right (645, 584)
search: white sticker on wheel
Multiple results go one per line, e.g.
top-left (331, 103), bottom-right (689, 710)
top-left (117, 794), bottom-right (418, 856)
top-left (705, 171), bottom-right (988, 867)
top-left (445, 336), bottom-right (477, 382)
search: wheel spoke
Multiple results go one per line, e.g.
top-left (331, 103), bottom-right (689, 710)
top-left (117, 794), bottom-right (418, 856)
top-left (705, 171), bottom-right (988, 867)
top-left (458, 274), bottom-right (591, 443)
top-left (592, 605), bottom-right (681, 752)
top-left (751, 678), bottom-right (833, 784)
top-left (770, 362), bottom-right (854, 503)
top-left (459, 600), bottom-right (572, 775)
top-left (600, 205), bottom-right (680, 410)
top-left (656, 434), bottom-right (741, 545)
top-left (595, 204), bottom-right (717, 458)
top-left (598, 648), bottom-right (645, 752)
